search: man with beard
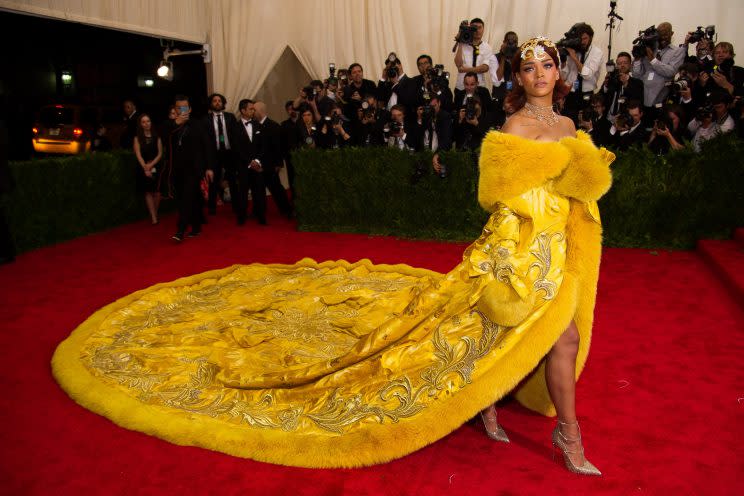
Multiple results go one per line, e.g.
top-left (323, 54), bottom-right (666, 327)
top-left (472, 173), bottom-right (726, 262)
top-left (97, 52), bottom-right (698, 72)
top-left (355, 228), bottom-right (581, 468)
top-left (203, 93), bottom-right (239, 216)
top-left (560, 23), bottom-right (604, 122)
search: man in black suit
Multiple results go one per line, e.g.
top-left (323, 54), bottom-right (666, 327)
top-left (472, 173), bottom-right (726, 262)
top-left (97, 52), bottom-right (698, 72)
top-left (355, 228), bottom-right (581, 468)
top-left (279, 100), bottom-right (299, 201)
top-left (612, 100), bottom-right (649, 150)
top-left (423, 94), bottom-right (454, 175)
top-left (602, 52), bottom-right (643, 124)
top-left (343, 63), bottom-right (377, 106)
top-left (253, 101), bottom-right (293, 219)
top-left (234, 98), bottom-right (266, 225)
top-left (165, 95), bottom-right (213, 242)
top-left (203, 93), bottom-right (240, 216)
top-left (453, 72), bottom-right (494, 117)
top-left (412, 54), bottom-right (454, 113)
top-left (120, 99), bottom-right (138, 149)
top-left (377, 56), bottom-right (419, 116)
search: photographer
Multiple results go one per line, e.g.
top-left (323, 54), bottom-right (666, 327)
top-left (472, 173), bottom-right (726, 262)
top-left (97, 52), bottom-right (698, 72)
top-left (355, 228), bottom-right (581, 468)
top-left (421, 94), bottom-right (454, 174)
top-left (710, 42), bottom-right (744, 98)
top-left (492, 31), bottom-right (519, 126)
top-left (297, 105), bottom-right (319, 149)
top-left (315, 104), bottom-right (353, 150)
top-left (378, 54), bottom-right (418, 115)
top-left (413, 55), bottom-right (454, 113)
top-left (558, 23), bottom-right (604, 122)
top-left (688, 101), bottom-right (722, 152)
top-left (454, 71), bottom-right (494, 116)
top-left (602, 51), bottom-right (643, 123)
top-left (648, 104), bottom-right (687, 154)
top-left (352, 94), bottom-right (389, 147)
top-left (292, 82), bottom-right (323, 122)
top-left (385, 104), bottom-right (418, 150)
top-left (343, 63), bottom-right (377, 105)
top-left (631, 22), bottom-right (686, 115)
top-left (609, 99), bottom-right (648, 150)
top-left (578, 94), bottom-right (612, 147)
top-left (454, 18), bottom-right (496, 91)
top-left (454, 94), bottom-right (490, 151)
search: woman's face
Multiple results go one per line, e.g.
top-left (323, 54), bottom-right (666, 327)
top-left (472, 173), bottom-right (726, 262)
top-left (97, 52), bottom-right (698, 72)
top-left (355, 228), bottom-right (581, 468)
top-left (140, 116), bottom-right (151, 131)
top-left (168, 108), bottom-right (177, 120)
top-left (302, 111), bottom-right (314, 125)
top-left (517, 55), bottom-right (559, 98)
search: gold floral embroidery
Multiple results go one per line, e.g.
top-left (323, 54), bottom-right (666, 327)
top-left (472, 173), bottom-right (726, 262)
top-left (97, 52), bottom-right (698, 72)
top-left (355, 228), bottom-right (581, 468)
top-left (530, 232), bottom-right (564, 300)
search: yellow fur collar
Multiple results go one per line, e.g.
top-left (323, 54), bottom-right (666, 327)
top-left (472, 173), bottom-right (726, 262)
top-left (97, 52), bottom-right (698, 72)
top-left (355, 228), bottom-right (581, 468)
top-left (478, 131), bottom-right (614, 211)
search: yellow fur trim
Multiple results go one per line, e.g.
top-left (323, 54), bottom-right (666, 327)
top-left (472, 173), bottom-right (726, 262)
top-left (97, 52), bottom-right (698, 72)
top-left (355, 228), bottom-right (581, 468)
top-left (555, 132), bottom-right (615, 202)
top-left (478, 131), bottom-right (570, 211)
top-left (477, 280), bottom-right (536, 327)
top-left (52, 251), bottom-right (600, 467)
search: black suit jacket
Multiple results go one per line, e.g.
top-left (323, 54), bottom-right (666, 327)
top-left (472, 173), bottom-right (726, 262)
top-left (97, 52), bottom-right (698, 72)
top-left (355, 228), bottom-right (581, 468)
top-left (255, 118), bottom-right (283, 170)
top-left (614, 123), bottom-right (649, 151)
top-left (603, 77), bottom-right (644, 116)
top-left (453, 87), bottom-right (495, 114)
top-left (164, 118), bottom-right (213, 177)
top-left (280, 118), bottom-right (300, 161)
top-left (378, 75), bottom-right (419, 114)
top-left (235, 118), bottom-right (259, 165)
top-left (411, 74), bottom-right (455, 113)
top-left (203, 112), bottom-right (240, 171)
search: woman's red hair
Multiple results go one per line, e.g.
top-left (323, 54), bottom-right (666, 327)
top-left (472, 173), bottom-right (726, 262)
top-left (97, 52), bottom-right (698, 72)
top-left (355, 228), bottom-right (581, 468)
top-left (504, 43), bottom-right (570, 114)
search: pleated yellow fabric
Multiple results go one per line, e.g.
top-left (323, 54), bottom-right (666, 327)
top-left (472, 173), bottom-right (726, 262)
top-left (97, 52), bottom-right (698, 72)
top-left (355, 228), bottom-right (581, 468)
top-left (52, 131), bottom-right (614, 467)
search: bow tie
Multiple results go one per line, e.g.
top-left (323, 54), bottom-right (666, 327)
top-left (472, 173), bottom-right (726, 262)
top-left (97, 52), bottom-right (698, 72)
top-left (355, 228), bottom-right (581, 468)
top-left (244, 121), bottom-right (251, 127)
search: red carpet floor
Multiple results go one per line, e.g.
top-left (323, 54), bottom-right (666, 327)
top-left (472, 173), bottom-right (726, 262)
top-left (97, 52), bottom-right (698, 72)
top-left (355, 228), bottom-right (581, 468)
top-left (1, 204), bottom-right (742, 495)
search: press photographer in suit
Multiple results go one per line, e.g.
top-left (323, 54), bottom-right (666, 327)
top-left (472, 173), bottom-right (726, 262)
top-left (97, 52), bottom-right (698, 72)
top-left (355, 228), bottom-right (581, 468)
top-left (454, 72), bottom-right (494, 116)
top-left (602, 52), bottom-right (643, 123)
top-left (343, 63), bottom-right (377, 106)
top-left (378, 54), bottom-right (418, 116)
top-left (235, 98), bottom-right (266, 225)
top-left (203, 93), bottom-right (240, 216)
top-left (166, 95), bottom-right (214, 242)
top-left (252, 102), bottom-right (293, 219)
top-left (413, 55), bottom-right (454, 113)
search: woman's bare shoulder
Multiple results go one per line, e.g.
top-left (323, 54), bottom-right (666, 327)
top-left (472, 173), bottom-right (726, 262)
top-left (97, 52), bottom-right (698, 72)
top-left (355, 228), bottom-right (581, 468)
top-left (559, 116), bottom-right (577, 137)
top-left (501, 112), bottom-right (534, 139)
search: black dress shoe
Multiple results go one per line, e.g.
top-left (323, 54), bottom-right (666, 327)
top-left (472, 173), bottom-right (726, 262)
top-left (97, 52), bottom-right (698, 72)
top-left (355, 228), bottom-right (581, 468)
top-left (172, 232), bottom-right (184, 242)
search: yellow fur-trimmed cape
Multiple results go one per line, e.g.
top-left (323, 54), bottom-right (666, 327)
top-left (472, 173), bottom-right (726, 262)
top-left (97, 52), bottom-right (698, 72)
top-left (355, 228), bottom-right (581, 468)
top-left (51, 131), bottom-right (614, 468)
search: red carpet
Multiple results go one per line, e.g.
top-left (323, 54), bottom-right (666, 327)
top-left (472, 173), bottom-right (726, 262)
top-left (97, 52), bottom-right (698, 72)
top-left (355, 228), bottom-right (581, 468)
top-left (1, 205), bottom-right (742, 495)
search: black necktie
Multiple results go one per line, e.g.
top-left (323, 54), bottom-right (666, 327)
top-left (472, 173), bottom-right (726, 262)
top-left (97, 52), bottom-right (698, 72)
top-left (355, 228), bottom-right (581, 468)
top-left (216, 114), bottom-right (225, 150)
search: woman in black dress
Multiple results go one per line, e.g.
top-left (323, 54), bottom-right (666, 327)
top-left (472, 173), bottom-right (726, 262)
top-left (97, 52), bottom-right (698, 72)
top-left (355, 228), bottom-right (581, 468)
top-left (133, 113), bottom-right (163, 224)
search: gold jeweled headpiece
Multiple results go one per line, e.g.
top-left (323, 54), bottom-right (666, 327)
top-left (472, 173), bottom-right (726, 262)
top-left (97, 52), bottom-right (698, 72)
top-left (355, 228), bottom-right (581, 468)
top-left (520, 37), bottom-right (555, 61)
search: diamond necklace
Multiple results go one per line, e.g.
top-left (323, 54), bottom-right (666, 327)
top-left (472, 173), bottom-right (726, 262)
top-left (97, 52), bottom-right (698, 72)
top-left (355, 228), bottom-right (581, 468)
top-left (524, 101), bottom-right (559, 127)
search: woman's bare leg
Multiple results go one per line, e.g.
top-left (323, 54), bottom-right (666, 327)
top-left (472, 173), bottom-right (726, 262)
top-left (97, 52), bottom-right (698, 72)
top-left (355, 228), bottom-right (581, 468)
top-left (545, 320), bottom-right (586, 466)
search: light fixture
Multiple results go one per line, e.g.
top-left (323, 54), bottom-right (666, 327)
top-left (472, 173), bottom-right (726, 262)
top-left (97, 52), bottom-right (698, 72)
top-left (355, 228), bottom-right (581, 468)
top-left (61, 71), bottom-right (73, 85)
top-left (157, 60), bottom-right (173, 80)
top-left (155, 43), bottom-right (211, 81)
top-left (144, 78), bottom-right (155, 87)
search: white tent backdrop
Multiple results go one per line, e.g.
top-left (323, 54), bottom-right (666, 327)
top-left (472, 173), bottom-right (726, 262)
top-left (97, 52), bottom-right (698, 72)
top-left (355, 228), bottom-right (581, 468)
top-left (3, 0), bottom-right (743, 113)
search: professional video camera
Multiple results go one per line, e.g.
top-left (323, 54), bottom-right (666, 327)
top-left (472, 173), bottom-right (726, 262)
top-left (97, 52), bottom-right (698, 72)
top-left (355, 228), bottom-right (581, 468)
top-left (688, 25), bottom-right (716, 44)
top-left (456, 20), bottom-right (478, 44)
top-left (632, 26), bottom-right (660, 59)
top-left (384, 52), bottom-right (400, 79)
top-left (426, 64), bottom-right (451, 92)
top-left (302, 85), bottom-right (316, 101)
top-left (556, 23), bottom-right (586, 62)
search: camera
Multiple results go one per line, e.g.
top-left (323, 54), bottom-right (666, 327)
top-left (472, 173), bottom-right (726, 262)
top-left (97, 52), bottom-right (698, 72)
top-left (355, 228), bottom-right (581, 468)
top-left (327, 62), bottom-right (338, 86)
top-left (456, 21), bottom-right (478, 44)
top-left (696, 104), bottom-right (713, 121)
top-left (302, 85), bottom-right (316, 100)
top-left (464, 95), bottom-right (477, 121)
top-left (388, 120), bottom-right (404, 135)
top-left (360, 101), bottom-right (375, 120)
top-left (426, 64), bottom-right (450, 92)
top-left (556, 23), bottom-right (586, 61)
top-left (503, 40), bottom-right (519, 59)
top-left (578, 107), bottom-right (596, 123)
top-left (385, 52), bottom-right (400, 79)
top-left (688, 25), bottom-right (716, 44)
top-left (632, 25), bottom-right (659, 59)
top-left (614, 109), bottom-right (633, 130)
top-left (673, 77), bottom-right (691, 92)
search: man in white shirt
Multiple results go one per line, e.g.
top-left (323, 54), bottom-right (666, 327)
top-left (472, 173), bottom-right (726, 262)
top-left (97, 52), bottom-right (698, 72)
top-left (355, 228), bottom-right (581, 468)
top-left (560, 23), bottom-right (604, 122)
top-left (454, 18), bottom-right (497, 91)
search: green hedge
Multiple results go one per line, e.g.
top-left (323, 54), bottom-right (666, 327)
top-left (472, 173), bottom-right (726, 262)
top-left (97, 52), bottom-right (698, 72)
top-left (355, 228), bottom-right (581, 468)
top-left (3, 135), bottom-right (742, 254)
top-left (294, 135), bottom-right (744, 249)
top-left (2, 151), bottom-right (152, 253)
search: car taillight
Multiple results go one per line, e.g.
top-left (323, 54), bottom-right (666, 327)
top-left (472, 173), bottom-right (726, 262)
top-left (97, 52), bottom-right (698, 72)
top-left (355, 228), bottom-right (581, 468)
top-left (73, 128), bottom-right (83, 136)
top-left (32, 127), bottom-right (38, 134)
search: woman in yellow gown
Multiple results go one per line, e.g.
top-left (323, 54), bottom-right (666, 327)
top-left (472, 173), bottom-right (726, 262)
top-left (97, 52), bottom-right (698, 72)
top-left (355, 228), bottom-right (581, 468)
top-left (53, 37), bottom-right (613, 474)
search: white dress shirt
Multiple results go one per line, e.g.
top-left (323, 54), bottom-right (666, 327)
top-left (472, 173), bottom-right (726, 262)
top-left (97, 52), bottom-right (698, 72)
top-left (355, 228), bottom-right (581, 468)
top-left (455, 41), bottom-right (495, 90)
top-left (560, 45), bottom-right (604, 93)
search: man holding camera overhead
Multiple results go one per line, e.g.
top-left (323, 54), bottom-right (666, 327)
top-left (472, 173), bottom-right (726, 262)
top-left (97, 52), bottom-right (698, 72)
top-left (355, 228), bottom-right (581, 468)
top-left (631, 22), bottom-right (686, 118)
top-left (559, 23), bottom-right (604, 122)
top-left (454, 18), bottom-right (497, 92)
